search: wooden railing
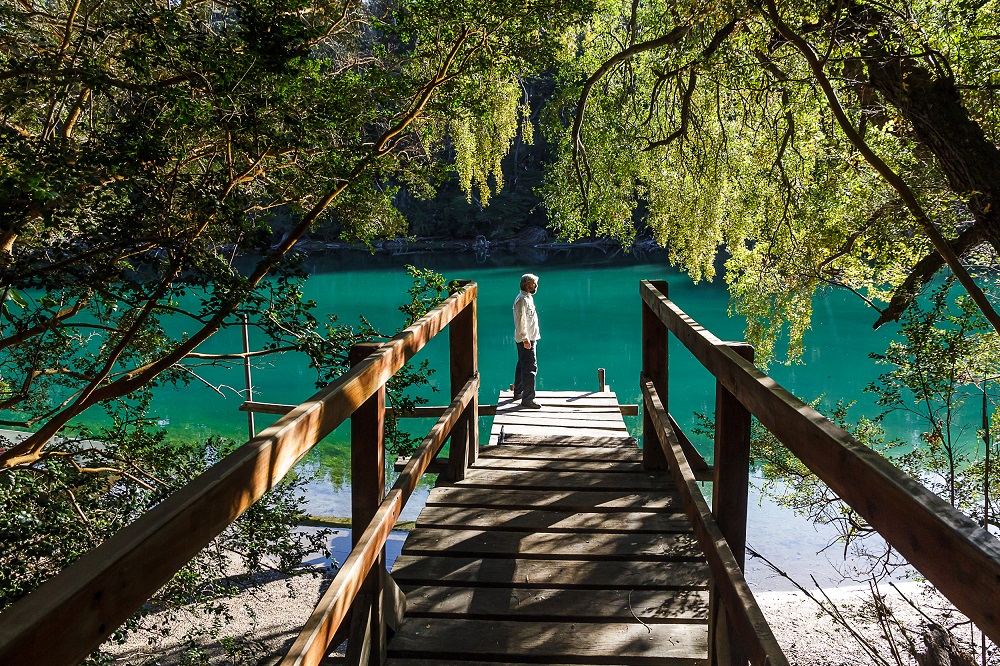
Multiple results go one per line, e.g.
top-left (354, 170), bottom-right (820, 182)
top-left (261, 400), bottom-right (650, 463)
top-left (640, 279), bottom-right (1000, 665)
top-left (0, 281), bottom-right (480, 666)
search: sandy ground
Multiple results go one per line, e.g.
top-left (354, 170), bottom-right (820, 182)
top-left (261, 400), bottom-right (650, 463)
top-left (104, 529), bottom-right (984, 666)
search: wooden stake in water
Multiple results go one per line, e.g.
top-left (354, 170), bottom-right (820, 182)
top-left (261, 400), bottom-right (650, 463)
top-left (242, 315), bottom-right (255, 440)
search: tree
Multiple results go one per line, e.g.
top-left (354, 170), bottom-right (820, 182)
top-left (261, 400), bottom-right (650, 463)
top-left (0, 1), bottom-right (589, 655)
top-left (0, 0), bottom-right (590, 468)
top-left (540, 0), bottom-right (1000, 360)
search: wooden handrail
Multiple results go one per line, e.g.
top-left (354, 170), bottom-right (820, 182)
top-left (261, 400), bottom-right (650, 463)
top-left (280, 374), bottom-right (479, 666)
top-left (643, 378), bottom-right (788, 666)
top-left (0, 283), bottom-right (478, 666)
top-left (239, 400), bottom-right (640, 417)
top-left (640, 279), bottom-right (1000, 645)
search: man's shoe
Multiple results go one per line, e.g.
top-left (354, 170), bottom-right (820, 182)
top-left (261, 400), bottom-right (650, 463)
top-left (521, 400), bottom-right (542, 409)
top-left (512, 392), bottom-right (523, 400)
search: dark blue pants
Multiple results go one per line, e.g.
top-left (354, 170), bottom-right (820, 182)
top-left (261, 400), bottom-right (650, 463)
top-left (513, 340), bottom-right (537, 402)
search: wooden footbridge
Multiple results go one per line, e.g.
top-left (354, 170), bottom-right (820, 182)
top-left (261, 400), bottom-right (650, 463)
top-left (3, 281), bottom-right (1000, 666)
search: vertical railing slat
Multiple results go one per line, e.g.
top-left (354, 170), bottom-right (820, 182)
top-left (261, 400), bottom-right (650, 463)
top-left (448, 282), bottom-right (478, 480)
top-left (348, 343), bottom-right (386, 666)
top-left (709, 342), bottom-right (754, 666)
top-left (641, 279), bottom-right (670, 470)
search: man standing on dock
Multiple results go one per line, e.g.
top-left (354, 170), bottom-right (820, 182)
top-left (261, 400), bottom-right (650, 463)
top-left (513, 273), bottom-right (542, 409)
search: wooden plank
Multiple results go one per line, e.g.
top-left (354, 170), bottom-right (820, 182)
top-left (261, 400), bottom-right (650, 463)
top-left (495, 401), bottom-right (625, 410)
top-left (401, 586), bottom-right (709, 622)
top-left (390, 555), bottom-right (710, 590)
top-left (642, 279), bottom-right (670, 470)
top-left (496, 407), bottom-right (635, 417)
top-left (641, 280), bottom-right (1000, 644)
top-left (387, 618), bottom-right (708, 664)
top-left (415, 506), bottom-right (693, 533)
top-left (425, 487), bottom-right (683, 512)
top-left (494, 410), bottom-right (629, 423)
top-left (497, 433), bottom-right (637, 447)
top-left (348, 343), bottom-right (386, 666)
top-left (498, 390), bottom-right (624, 399)
top-left (709, 342), bottom-right (753, 666)
top-left (478, 444), bottom-right (642, 462)
top-left (491, 424), bottom-right (636, 439)
top-left (386, 657), bottom-right (636, 666)
top-left (471, 457), bottom-right (646, 472)
top-left (400, 528), bottom-right (701, 560)
top-left (455, 468), bottom-right (669, 491)
top-left (492, 415), bottom-right (629, 430)
top-left (0, 284), bottom-right (480, 666)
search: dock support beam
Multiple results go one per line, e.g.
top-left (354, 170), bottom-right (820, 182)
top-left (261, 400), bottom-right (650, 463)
top-left (348, 342), bottom-right (386, 666)
top-left (641, 280), bottom-right (670, 470)
top-left (709, 341), bottom-right (754, 666)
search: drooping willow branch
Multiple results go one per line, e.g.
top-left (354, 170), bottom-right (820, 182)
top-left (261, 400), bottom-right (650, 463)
top-left (571, 24), bottom-right (693, 212)
top-left (572, 18), bottom-right (737, 213)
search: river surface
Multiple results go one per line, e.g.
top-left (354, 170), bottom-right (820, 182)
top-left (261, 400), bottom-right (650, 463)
top-left (72, 248), bottom-right (950, 590)
top-left (138, 248), bottom-right (918, 444)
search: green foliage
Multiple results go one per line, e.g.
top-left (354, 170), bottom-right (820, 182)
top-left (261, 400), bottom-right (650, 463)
top-left (738, 280), bottom-right (1000, 575)
top-left (0, 261), bottom-right (455, 657)
top-left (452, 76), bottom-right (533, 206)
top-left (868, 278), bottom-right (1000, 506)
top-left (540, 0), bottom-right (1000, 361)
top-left (0, 0), bottom-right (593, 473)
top-left (0, 413), bottom-right (331, 662)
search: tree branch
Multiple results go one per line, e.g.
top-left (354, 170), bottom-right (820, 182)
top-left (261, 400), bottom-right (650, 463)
top-left (874, 224), bottom-right (988, 329)
top-left (764, 0), bottom-right (1000, 338)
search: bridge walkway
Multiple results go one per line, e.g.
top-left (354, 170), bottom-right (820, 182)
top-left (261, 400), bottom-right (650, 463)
top-left (386, 390), bottom-right (710, 665)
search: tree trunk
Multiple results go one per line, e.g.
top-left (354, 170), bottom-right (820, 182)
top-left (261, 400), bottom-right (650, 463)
top-left (860, 9), bottom-right (1000, 254)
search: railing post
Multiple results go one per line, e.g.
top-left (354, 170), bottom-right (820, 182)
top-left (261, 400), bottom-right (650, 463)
top-left (641, 279), bottom-right (670, 470)
top-left (448, 284), bottom-right (478, 481)
top-left (348, 342), bottom-right (386, 666)
top-left (709, 341), bottom-right (754, 666)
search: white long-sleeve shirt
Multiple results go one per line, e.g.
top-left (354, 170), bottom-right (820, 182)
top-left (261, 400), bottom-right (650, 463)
top-left (513, 290), bottom-right (540, 343)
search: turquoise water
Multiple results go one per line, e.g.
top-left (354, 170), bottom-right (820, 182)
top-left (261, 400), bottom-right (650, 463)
top-left (138, 248), bottom-right (916, 460)
top-left (29, 248), bottom-right (948, 589)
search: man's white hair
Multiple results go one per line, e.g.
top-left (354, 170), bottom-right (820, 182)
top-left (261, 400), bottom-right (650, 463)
top-left (520, 273), bottom-right (539, 291)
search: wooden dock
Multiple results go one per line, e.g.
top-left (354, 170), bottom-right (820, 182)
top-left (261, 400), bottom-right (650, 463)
top-left (387, 390), bottom-right (710, 665)
top-left (22, 280), bottom-right (998, 666)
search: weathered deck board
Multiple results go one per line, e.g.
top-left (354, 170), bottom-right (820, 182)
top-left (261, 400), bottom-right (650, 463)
top-left (401, 586), bottom-right (710, 622)
top-left (401, 528), bottom-right (701, 560)
top-left (470, 456), bottom-right (646, 472)
top-left (498, 433), bottom-right (637, 447)
top-left (387, 662), bottom-right (625, 666)
top-left (425, 486), bottom-right (684, 511)
top-left (453, 468), bottom-right (668, 491)
top-left (388, 618), bottom-right (707, 664)
top-left (387, 390), bottom-right (709, 665)
top-left (489, 389), bottom-right (633, 445)
top-left (478, 444), bottom-right (642, 461)
top-left (390, 555), bottom-right (710, 590)
top-left (415, 506), bottom-right (692, 533)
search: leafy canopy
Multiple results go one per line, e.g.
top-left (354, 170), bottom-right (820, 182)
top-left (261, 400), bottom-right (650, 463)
top-left (541, 0), bottom-right (1000, 360)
